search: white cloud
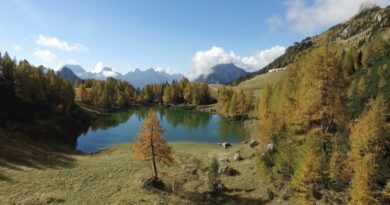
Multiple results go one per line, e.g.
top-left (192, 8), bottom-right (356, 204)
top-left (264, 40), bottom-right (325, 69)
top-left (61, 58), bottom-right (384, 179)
top-left (13, 45), bottom-right (22, 52)
top-left (67, 59), bottom-right (77, 64)
top-left (266, 15), bottom-right (284, 32)
top-left (36, 34), bottom-right (89, 52)
top-left (33, 49), bottom-right (62, 70)
top-left (155, 66), bottom-right (179, 75)
top-left (34, 49), bottom-right (57, 64)
top-left (241, 46), bottom-right (286, 71)
top-left (93, 62), bottom-right (104, 73)
top-left (188, 46), bottom-right (286, 80)
top-left (281, 0), bottom-right (390, 34)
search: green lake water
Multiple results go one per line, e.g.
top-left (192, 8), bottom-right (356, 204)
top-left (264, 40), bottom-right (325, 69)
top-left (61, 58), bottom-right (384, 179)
top-left (76, 107), bottom-right (246, 152)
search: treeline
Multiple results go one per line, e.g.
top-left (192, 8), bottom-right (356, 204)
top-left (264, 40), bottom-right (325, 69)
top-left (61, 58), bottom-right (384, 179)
top-left (217, 88), bottom-right (253, 119)
top-left (0, 52), bottom-right (76, 120)
top-left (75, 77), bottom-right (212, 111)
top-left (75, 78), bottom-right (136, 111)
top-left (256, 35), bottom-right (390, 204)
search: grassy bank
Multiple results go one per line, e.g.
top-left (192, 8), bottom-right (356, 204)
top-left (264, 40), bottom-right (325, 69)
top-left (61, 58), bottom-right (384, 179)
top-left (0, 135), bottom-right (301, 204)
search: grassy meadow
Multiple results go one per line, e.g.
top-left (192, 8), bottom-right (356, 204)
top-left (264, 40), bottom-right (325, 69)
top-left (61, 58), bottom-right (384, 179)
top-left (0, 129), bottom-right (304, 205)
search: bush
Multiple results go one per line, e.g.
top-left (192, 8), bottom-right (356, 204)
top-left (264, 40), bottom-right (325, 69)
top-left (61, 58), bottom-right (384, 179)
top-left (208, 157), bottom-right (219, 193)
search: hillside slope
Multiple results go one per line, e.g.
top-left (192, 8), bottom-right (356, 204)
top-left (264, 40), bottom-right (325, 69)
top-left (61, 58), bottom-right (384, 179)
top-left (231, 5), bottom-right (390, 86)
top-left (208, 70), bottom-right (286, 99)
top-left (251, 5), bottom-right (390, 205)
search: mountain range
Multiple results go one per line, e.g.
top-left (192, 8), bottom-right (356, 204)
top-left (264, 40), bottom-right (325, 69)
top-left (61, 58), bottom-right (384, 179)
top-left (56, 67), bottom-right (81, 84)
top-left (195, 63), bottom-right (249, 84)
top-left (58, 65), bottom-right (184, 88)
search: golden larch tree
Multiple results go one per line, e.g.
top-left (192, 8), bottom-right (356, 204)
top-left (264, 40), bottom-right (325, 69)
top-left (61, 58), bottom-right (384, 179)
top-left (347, 94), bottom-right (389, 204)
top-left (132, 109), bottom-right (174, 179)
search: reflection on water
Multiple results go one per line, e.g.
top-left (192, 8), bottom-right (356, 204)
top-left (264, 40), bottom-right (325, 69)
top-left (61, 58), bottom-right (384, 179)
top-left (77, 107), bottom-right (246, 152)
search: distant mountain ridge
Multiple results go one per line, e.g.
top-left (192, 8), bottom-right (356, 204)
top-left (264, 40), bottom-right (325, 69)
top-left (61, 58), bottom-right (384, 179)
top-left (123, 68), bottom-right (183, 88)
top-left (196, 63), bottom-right (248, 84)
top-left (57, 67), bottom-right (81, 84)
top-left (59, 64), bottom-right (183, 88)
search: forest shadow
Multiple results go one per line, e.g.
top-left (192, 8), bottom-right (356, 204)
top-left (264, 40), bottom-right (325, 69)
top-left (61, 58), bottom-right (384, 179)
top-left (173, 188), bottom-right (269, 205)
top-left (0, 132), bottom-right (77, 178)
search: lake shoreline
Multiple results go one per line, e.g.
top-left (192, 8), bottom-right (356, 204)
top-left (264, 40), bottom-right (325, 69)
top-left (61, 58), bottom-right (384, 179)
top-left (76, 106), bottom-right (247, 153)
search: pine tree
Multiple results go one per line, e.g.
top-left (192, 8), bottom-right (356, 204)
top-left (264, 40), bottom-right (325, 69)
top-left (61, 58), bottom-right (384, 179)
top-left (192, 87), bottom-right (200, 105)
top-left (292, 132), bottom-right (325, 205)
top-left (329, 134), bottom-right (350, 191)
top-left (132, 109), bottom-right (174, 179)
top-left (76, 84), bottom-right (88, 102)
top-left (347, 94), bottom-right (389, 204)
top-left (208, 157), bottom-right (219, 193)
top-left (217, 87), bottom-right (232, 116)
top-left (382, 181), bottom-right (390, 204)
top-left (299, 44), bottom-right (346, 136)
top-left (183, 84), bottom-right (193, 104)
top-left (162, 86), bottom-right (172, 105)
top-left (0, 52), bottom-right (15, 97)
top-left (247, 89), bottom-right (254, 112)
top-left (229, 92), bottom-right (238, 118)
top-left (257, 84), bottom-right (275, 149)
top-left (258, 85), bottom-right (272, 124)
top-left (348, 154), bottom-right (376, 205)
top-left (348, 94), bottom-right (388, 168)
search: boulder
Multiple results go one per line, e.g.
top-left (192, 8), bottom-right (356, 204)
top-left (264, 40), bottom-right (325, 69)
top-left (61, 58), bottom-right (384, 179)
top-left (233, 153), bottom-right (242, 161)
top-left (267, 143), bottom-right (274, 151)
top-left (218, 142), bottom-right (231, 149)
top-left (249, 140), bottom-right (259, 148)
top-left (218, 166), bottom-right (240, 176)
top-left (218, 156), bottom-right (230, 163)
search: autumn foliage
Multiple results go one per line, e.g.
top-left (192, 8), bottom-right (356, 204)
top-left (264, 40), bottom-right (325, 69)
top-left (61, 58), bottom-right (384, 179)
top-left (132, 109), bottom-right (174, 179)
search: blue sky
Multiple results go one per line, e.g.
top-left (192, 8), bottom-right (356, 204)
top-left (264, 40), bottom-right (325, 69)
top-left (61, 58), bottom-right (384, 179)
top-left (1, 0), bottom-right (389, 78)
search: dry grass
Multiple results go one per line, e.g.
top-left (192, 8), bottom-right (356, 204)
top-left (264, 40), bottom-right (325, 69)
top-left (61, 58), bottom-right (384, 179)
top-left (0, 133), bottom-right (301, 205)
top-left (235, 71), bottom-right (285, 98)
top-left (209, 71), bottom-right (286, 100)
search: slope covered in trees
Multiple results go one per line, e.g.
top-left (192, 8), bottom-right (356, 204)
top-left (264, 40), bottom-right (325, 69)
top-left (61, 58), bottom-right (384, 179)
top-left (217, 87), bottom-right (253, 119)
top-left (75, 77), bottom-right (212, 111)
top-left (0, 52), bottom-right (91, 146)
top-left (254, 6), bottom-right (390, 204)
top-left (230, 5), bottom-right (390, 86)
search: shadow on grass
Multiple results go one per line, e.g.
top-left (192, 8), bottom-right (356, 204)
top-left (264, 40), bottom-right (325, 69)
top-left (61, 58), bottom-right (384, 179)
top-left (172, 184), bottom-right (269, 205)
top-left (0, 172), bottom-right (11, 181)
top-left (0, 132), bottom-right (78, 180)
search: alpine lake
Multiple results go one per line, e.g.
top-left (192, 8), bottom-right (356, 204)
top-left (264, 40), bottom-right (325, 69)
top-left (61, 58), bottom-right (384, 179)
top-left (76, 107), bottom-right (247, 152)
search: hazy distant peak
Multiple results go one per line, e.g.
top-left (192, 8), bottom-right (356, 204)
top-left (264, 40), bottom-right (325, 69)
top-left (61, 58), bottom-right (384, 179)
top-left (101, 67), bottom-right (113, 72)
top-left (60, 64), bottom-right (86, 76)
top-left (196, 63), bottom-right (248, 84)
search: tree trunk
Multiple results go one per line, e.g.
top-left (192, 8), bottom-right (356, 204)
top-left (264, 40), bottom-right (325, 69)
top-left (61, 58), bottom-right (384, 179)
top-left (150, 125), bottom-right (158, 179)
